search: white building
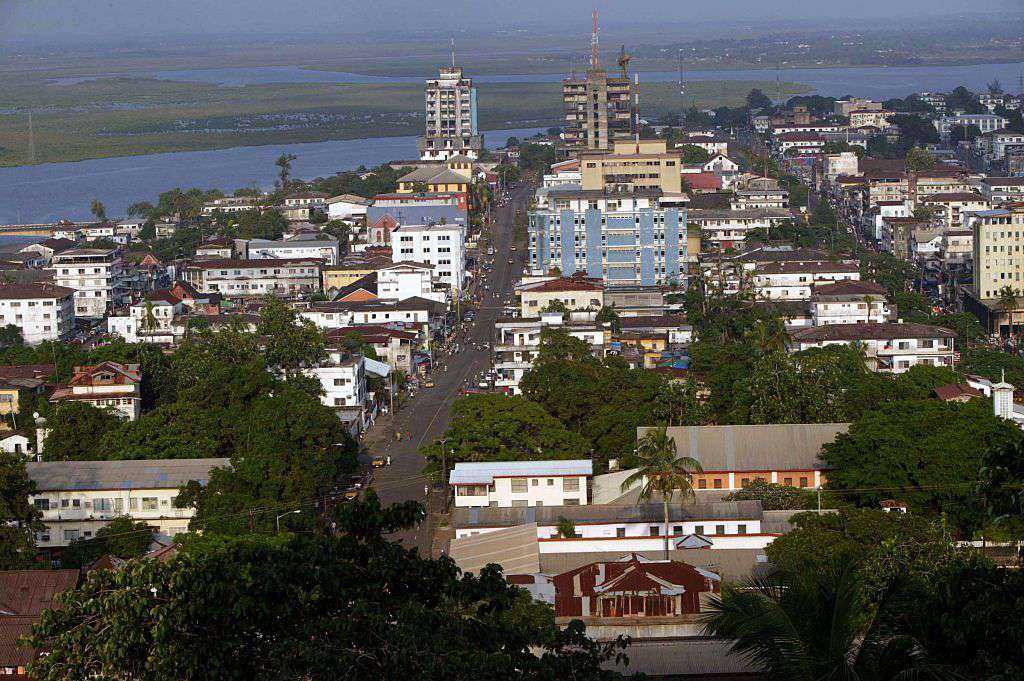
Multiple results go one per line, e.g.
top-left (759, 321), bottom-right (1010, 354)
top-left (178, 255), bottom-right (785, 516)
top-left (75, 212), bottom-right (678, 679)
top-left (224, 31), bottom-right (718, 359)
top-left (980, 177), bottom-right (1024, 204)
top-left (27, 458), bottom-right (227, 548)
top-left (326, 194), bottom-right (371, 221)
top-left (418, 65), bottom-right (482, 161)
top-left (0, 283), bottom-right (75, 344)
top-left (51, 248), bottom-right (125, 318)
top-left (935, 113), bottom-right (1008, 139)
top-left (299, 297), bottom-right (443, 340)
top-left (753, 261), bottom-right (861, 301)
top-left (391, 223), bottom-right (466, 294)
top-left (730, 188), bottom-right (789, 210)
top-left (494, 312), bottom-right (606, 395)
top-left (689, 208), bottom-right (793, 250)
top-left (376, 262), bottom-right (443, 303)
top-left (863, 201), bottom-right (913, 241)
top-left (202, 196), bottom-right (264, 215)
top-left (183, 258), bottom-right (321, 296)
top-left (811, 280), bottom-right (891, 326)
top-left (789, 322), bottom-right (956, 373)
top-left (106, 290), bottom-right (185, 346)
top-left (449, 460), bottom-right (592, 508)
top-left (304, 351), bottom-right (367, 410)
top-left (245, 238), bottom-right (339, 267)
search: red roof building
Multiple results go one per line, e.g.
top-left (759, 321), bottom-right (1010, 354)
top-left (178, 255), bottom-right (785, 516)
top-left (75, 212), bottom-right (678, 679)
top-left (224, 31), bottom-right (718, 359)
top-left (0, 570), bottom-right (78, 676)
top-left (682, 172), bottom-right (723, 193)
top-left (542, 554), bottom-right (720, 618)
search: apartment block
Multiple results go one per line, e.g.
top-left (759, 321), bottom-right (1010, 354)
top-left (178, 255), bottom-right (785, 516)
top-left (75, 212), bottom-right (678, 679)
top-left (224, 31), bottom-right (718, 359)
top-left (0, 283), bottom-right (75, 344)
top-left (51, 248), bottom-right (125, 318)
top-left (449, 460), bottom-right (592, 508)
top-left (418, 65), bottom-right (482, 161)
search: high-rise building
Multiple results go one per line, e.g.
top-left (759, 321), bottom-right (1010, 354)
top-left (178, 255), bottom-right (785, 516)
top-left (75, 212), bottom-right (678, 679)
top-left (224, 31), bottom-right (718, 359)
top-left (418, 52), bottom-right (482, 161)
top-left (971, 205), bottom-right (1024, 300)
top-left (561, 11), bottom-right (633, 157)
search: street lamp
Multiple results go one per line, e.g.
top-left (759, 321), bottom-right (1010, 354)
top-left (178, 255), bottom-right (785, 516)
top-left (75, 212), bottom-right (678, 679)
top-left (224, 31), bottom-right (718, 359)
top-left (276, 509), bottom-right (301, 532)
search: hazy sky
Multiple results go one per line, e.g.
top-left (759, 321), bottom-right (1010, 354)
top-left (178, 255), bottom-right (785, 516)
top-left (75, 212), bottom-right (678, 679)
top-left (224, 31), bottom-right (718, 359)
top-left (2, 0), bottom-right (1021, 40)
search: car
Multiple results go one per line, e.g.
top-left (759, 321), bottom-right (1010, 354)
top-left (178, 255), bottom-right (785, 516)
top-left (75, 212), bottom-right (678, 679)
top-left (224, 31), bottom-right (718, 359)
top-left (423, 378), bottom-right (435, 388)
top-left (510, 245), bottom-right (517, 251)
top-left (371, 456), bottom-right (386, 468)
top-left (508, 259), bottom-right (514, 264)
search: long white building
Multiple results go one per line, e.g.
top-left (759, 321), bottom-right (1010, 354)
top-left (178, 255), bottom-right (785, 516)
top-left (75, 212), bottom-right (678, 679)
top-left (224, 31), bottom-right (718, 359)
top-left (27, 458), bottom-right (227, 548)
top-left (51, 248), bottom-right (126, 318)
top-left (449, 460), bottom-right (593, 508)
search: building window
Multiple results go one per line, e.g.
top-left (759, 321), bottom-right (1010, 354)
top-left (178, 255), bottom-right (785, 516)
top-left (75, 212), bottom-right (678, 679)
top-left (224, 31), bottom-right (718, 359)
top-left (715, 524), bottom-right (726, 535)
top-left (563, 477), bottom-right (580, 492)
top-left (512, 499), bottom-right (528, 507)
top-left (141, 497), bottom-right (159, 511)
top-left (694, 525), bottom-right (705, 535)
top-left (564, 498), bottom-right (580, 505)
top-left (510, 478), bottom-right (528, 493)
top-left (737, 524), bottom-right (748, 535)
top-left (649, 526), bottom-right (660, 536)
top-left (616, 527), bottom-right (626, 537)
top-left (713, 478), bottom-right (722, 489)
top-left (546, 478), bottom-right (554, 486)
top-left (531, 478), bottom-right (538, 487)
top-left (698, 478), bottom-right (707, 489)
top-left (34, 498), bottom-right (49, 510)
top-left (64, 529), bottom-right (80, 541)
top-left (673, 525), bottom-right (683, 535)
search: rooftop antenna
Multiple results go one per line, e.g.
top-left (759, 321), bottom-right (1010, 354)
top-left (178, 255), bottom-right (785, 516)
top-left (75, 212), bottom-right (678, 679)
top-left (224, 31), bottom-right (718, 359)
top-left (569, 54), bottom-right (576, 80)
top-left (678, 49), bottom-right (685, 122)
top-left (450, 37), bottom-right (456, 68)
top-left (590, 7), bottom-right (600, 70)
top-left (27, 112), bottom-right (35, 164)
top-left (617, 44), bottom-right (631, 79)
top-left (634, 73), bottom-right (640, 152)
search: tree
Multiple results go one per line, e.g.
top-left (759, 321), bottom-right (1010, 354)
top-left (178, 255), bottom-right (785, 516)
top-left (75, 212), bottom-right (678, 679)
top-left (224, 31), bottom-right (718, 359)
top-left (0, 450), bottom-right (41, 569)
top-left (0, 324), bottom-right (23, 348)
top-left (998, 285), bottom-right (1019, 331)
top-left (702, 561), bottom-right (957, 681)
top-left (60, 515), bottom-right (153, 568)
top-left (905, 146), bottom-right (936, 172)
top-left (595, 305), bottom-right (621, 332)
top-left (421, 394), bottom-right (590, 480)
top-left (821, 399), bottom-right (1024, 535)
top-left (621, 426), bottom-right (702, 559)
top-left (42, 402), bottom-right (123, 461)
top-left (255, 296), bottom-right (327, 375)
top-left (677, 144), bottom-right (711, 165)
top-left (746, 88), bottom-right (772, 111)
top-left (556, 516), bottom-right (577, 539)
top-left (89, 199), bottom-right (106, 222)
top-left (29, 494), bottom-right (630, 681)
top-left (275, 153), bottom-right (297, 190)
top-left (723, 480), bottom-right (819, 510)
top-left (961, 348), bottom-right (1024, 387)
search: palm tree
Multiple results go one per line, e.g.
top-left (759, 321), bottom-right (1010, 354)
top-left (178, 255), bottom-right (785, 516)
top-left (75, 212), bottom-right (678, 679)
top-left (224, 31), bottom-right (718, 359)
top-left (701, 564), bottom-right (957, 681)
top-left (621, 426), bottom-right (703, 560)
top-left (997, 285), bottom-right (1018, 335)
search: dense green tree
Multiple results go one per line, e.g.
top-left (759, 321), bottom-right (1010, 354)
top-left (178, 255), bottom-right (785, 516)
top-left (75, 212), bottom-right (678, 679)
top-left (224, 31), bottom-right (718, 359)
top-left (905, 146), bottom-right (937, 172)
top-left (821, 399), bottom-right (1024, 535)
top-left (42, 402), bottom-right (124, 461)
top-left (60, 515), bottom-right (154, 568)
top-left (0, 450), bottom-right (41, 569)
top-left (651, 378), bottom-right (711, 427)
top-left (421, 394), bottom-right (590, 480)
top-left (29, 494), bottom-right (629, 681)
top-left (677, 144), bottom-right (711, 165)
top-left (0, 324), bottom-right (23, 348)
top-left (255, 297), bottom-right (327, 375)
top-left (89, 199), bottom-right (106, 222)
top-left (961, 348), bottom-right (1024, 387)
top-left (722, 480), bottom-right (821, 510)
top-left (946, 86), bottom-right (983, 114)
top-left (745, 88), bottom-right (772, 111)
top-left (595, 305), bottom-right (622, 333)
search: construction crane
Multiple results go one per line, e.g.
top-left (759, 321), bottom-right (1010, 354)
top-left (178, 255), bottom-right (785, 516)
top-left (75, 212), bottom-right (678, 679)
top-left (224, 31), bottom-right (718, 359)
top-left (617, 45), bottom-right (631, 79)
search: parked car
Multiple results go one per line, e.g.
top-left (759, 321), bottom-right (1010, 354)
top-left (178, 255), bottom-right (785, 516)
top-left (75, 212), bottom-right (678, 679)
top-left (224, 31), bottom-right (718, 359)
top-left (371, 456), bottom-right (386, 468)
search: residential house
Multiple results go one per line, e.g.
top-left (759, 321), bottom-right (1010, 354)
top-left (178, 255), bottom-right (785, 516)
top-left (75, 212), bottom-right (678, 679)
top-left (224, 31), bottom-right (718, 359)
top-left (920, 192), bottom-right (989, 229)
top-left (811, 280), bottom-right (890, 325)
top-left (789, 322), bottom-right (956, 373)
top-left (50, 362), bottom-right (141, 420)
top-left (449, 460), bottom-right (592, 508)
top-left (518, 277), bottom-right (604, 316)
top-left (326, 194), bottom-right (371, 221)
top-left (376, 262), bottom-right (442, 303)
top-left (17, 238), bottom-right (77, 266)
top-left (194, 238), bottom-right (236, 260)
top-left (26, 458), bottom-right (227, 547)
top-left (0, 364), bottom-right (53, 417)
top-left (980, 177), bottom-right (1024, 204)
top-left (182, 258), bottom-right (322, 296)
top-left (201, 196), bottom-right (264, 215)
top-left (752, 260), bottom-right (861, 301)
top-left (0, 569), bottom-right (79, 676)
top-left (494, 312), bottom-right (606, 394)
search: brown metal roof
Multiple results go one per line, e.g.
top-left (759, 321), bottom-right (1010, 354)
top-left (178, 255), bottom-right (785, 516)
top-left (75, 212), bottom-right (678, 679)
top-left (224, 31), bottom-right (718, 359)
top-left (449, 524), bottom-right (541, 576)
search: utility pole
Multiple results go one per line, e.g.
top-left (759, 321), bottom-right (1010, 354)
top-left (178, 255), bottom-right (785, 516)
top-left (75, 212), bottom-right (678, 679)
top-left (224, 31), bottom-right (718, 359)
top-left (27, 112), bottom-right (36, 164)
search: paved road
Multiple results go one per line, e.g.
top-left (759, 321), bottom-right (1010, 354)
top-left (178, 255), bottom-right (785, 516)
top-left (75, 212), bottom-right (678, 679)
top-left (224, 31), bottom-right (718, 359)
top-left (364, 182), bottom-right (533, 552)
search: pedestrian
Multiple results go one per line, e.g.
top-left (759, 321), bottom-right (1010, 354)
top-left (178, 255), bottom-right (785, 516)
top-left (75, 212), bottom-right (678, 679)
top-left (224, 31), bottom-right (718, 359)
top-left (424, 484), bottom-right (429, 496)
top-left (386, 455), bottom-right (391, 466)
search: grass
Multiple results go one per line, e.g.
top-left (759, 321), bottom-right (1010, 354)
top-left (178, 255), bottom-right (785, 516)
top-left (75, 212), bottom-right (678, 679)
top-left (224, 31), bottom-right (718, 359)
top-left (0, 76), bottom-right (809, 166)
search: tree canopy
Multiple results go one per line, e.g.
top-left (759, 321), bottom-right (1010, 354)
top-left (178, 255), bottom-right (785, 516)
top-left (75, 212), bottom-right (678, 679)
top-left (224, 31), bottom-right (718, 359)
top-left (0, 450), bottom-right (41, 569)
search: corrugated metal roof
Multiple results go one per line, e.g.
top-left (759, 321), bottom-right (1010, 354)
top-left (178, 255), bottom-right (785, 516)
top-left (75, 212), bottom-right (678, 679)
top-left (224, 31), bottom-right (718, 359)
top-left (449, 460), bottom-right (592, 485)
top-left (602, 638), bottom-right (757, 677)
top-left (452, 500), bottom-right (762, 529)
top-left (449, 524), bottom-right (540, 576)
top-left (641, 423), bottom-right (850, 472)
top-left (27, 458), bottom-right (229, 491)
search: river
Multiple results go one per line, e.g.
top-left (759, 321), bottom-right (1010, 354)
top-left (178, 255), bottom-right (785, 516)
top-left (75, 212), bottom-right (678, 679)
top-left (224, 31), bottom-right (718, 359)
top-left (0, 127), bottom-right (546, 225)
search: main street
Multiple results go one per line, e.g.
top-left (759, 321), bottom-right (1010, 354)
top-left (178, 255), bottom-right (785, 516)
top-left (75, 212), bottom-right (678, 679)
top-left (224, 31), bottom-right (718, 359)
top-left (364, 182), bottom-right (534, 552)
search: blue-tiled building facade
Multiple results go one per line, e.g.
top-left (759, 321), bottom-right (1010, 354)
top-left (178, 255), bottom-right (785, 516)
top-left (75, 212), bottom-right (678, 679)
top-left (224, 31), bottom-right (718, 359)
top-left (528, 193), bottom-right (686, 286)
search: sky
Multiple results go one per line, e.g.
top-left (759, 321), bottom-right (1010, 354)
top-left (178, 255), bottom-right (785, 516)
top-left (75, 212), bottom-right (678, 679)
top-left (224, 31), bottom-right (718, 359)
top-left (2, 0), bottom-right (1021, 41)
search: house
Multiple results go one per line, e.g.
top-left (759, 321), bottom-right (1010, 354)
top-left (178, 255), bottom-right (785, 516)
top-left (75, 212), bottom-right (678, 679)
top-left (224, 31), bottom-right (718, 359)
top-left (935, 113), bottom-right (1008, 139)
top-left (182, 258), bottom-right (322, 297)
top-left (194, 238), bottom-right (235, 260)
top-left (635, 423), bottom-right (849, 492)
top-left (449, 460), bottom-right (593, 508)
top-left (304, 350), bottom-right (367, 411)
top-left (50, 248), bottom-right (126, 318)
top-left (26, 458), bottom-right (228, 548)
top-left (333, 273), bottom-right (378, 303)
top-left (323, 250), bottom-right (393, 293)
top-left (245, 237), bottom-right (340, 267)
top-left (0, 433), bottom-right (31, 455)
top-left (328, 326), bottom-right (418, 376)
top-left (920, 192), bottom-right (989, 229)
top-left (49, 361), bottom-right (142, 420)
top-left (201, 196), bottom-right (264, 215)
top-left (0, 282), bottom-right (75, 344)
top-left (107, 290), bottom-right (186, 345)
top-left (0, 364), bottom-right (53, 417)
top-left (933, 383), bottom-right (984, 402)
top-left (17, 237), bottom-right (77, 265)
top-left (675, 132), bottom-right (729, 156)
top-left (730, 187), bottom-right (790, 210)
top-left (518, 277), bottom-right (604, 316)
top-left (494, 313), bottom-right (607, 394)
top-left (518, 554), bottom-right (721, 619)
top-left (0, 569), bottom-right (79, 676)
top-left (789, 322), bottom-right (956, 373)
top-left (689, 208), bottom-right (793, 250)
top-left (752, 260), bottom-right (861, 301)
top-left (396, 166), bottom-right (471, 195)
top-left (326, 194), bottom-right (371, 221)
top-left (376, 262), bottom-right (442, 303)
top-left (980, 177), bottom-right (1024, 204)
top-left (811, 280), bottom-right (891, 325)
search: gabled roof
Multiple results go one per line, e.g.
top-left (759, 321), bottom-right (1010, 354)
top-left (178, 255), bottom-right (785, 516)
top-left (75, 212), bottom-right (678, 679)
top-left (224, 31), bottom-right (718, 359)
top-left (933, 383), bottom-right (984, 401)
top-left (0, 282), bottom-right (75, 300)
top-left (756, 261), bottom-right (860, 275)
top-left (68, 362), bottom-right (140, 387)
top-left (522, 277), bottom-right (603, 294)
top-left (811, 280), bottom-right (887, 298)
top-left (0, 570), bottom-right (78, 617)
top-left (26, 458), bottom-right (229, 492)
top-left (449, 460), bottom-right (592, 485)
